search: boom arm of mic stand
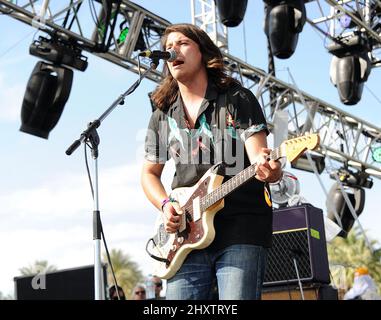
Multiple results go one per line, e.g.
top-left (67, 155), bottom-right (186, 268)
top-left (65, 61), bottom-right (158, 156)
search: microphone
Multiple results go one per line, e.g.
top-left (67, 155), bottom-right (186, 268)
top-left (138, 49), bottom-right (177, 62)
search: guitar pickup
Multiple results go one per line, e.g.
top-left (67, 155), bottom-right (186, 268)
top-left (193, 196), bottom-right (201, 221)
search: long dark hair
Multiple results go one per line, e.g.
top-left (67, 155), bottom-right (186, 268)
top-left (151, 23), bottom-right (236, 110)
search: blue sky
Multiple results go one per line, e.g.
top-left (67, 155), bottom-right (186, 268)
top-left (1, 1), bottom-right (380, 297)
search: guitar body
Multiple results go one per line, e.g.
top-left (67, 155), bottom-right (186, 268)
top-left (150, 164), bottom-right (225, 279)
top-left (146, 133), bottom-right (320, 280)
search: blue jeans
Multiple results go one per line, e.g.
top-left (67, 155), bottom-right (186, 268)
top-left (166, 244), bottom-right (268, 300)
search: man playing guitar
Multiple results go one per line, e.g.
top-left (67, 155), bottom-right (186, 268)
top-left (141, 23), bottom-right (282, 300)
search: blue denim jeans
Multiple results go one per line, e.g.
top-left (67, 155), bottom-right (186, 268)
top-left (165, 244), bottom-right (268, 300)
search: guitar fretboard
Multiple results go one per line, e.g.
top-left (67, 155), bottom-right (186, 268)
top-left (200, 148), bottom-right (281, 211)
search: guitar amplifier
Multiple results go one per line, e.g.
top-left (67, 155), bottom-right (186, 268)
top-left (14, 264), bottom-right (108, 300)
top-left (263, 204), bottom-right (330, 287)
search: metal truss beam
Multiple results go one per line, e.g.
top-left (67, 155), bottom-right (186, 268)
top-left (307, 0), bottom-right (381, 66)
top-left (1, 0), bottom-right (381, 178)
top-left (190, 0), bottom-right (228, 51)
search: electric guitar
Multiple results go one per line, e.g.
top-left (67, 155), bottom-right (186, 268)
top-left (146, 133), bottom-right (320, 279)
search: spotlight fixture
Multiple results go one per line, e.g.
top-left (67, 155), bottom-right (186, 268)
top-left (20, 61), bottom-right (73, 139)
top-left (326, 166), bottom-right (373, 236)
top-left (29, 36), bottom-right (88, 71)
top-left (326, 182), bottom-right (365, 237)
top-left (329, 167), bottom-right (373, 189)
top-left (20, 34), bottom-right (87, 139)
top-left (372, 146), bottom-right (381, 163)
top-left (215, 0), bottom-right (248, 27)
top-left (291, 152), bottom-right (325, 174)
top-left (264, 0), bottom-right (306, 59)
top-left (117, 18), bottom-right (147, 52)
top-left (328, 32), bottom-right (371, 105)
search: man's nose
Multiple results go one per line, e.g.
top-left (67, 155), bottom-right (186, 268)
top-left (171, 42), bottom-right (181, 52)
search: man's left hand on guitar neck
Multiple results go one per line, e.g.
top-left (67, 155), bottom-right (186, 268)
top-left (254, 147), bottom-right (283, 183)
top-left (244, 130), bottom-right (282, 184)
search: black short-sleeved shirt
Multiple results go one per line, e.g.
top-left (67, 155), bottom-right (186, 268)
top-left (145, 81), bottom-right (273, 250)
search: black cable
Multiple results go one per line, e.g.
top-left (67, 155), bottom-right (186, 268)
top-left (88, 0), bottom-right (100, 28)
top-left (100, 225), bottom-right (121, 300)
top-left (68, 1), bottom-right (83, 30)
top-left (265, 3), bottom-right (277, 118)
top-left (62, 0), bottom-right (73, 28)
top-left (0, 28), bottom-right (37, 59)
top-left (105, 0), bottom-right (122, 51)
top-left (137, 55), bottom-right (142, 79)
top-left (62, 0), bottom-right (83, 30)
top-left (285, 279), bottom-right (293, 300)
top-left (84, 142), bottom-right (95, 197)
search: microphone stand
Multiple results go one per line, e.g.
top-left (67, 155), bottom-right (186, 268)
top-left (65, 58), bottom-right (160, 300)
top-left (288, 248), bottom-right (305, 300)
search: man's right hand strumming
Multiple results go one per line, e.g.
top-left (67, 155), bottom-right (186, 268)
top-left (162, 201), bottom-right (183, 233)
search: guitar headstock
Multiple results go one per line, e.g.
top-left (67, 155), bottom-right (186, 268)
top-left (281, 133), bottom-right (320, 163)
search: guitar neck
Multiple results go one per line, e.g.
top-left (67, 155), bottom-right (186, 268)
top-left (200, 147), bottom-right (283, 211)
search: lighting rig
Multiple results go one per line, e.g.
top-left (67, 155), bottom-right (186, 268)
top-left (264, 0), bottom-right (307, 59)
top-left (327, 165), bottom-right (373, 236)
top-left (20, 33), bottom-right (88, 138)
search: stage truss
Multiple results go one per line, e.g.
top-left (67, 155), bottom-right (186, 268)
top-left (1, 0), bottom-right (381, 178)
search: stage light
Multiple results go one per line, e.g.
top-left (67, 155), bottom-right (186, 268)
top-left (328, 33), bottom-right (371, 105)
top-left (264, 0), bottom-right (306, 59)
top-left (215, 0), bottom-right (248, 27)
top-left (117, 20), bottom-right (147, 52)
top-left (30, 36), bottom-right (88, 71)
top-left (20, 61), bottom-right (73, 139)
top-left (326, 167), bottom-right (372, 237)
top-left (20, 35), bottom-right (88, 139)
top-left (326, 182), bottom-right (365, 237)
top-left (291, 153), bottom-right (325, 174)
top-left (329, 167), bottom-right (373, 189)
top-left (339, 15), bottom-right (352, 28)
top-left (291, 152), bottom-right (324, 174)
top-left (372, 146), bottom-right (381, 163)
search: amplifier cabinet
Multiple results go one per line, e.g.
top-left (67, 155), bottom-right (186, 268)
top-left (263, 204), bottom-right (330, 287)
top-left (14, 264), bottom-right (108, 300)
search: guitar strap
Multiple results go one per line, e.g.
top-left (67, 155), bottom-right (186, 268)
top-left (215, 87), bottom-right (229, 165)
top-left (216, 84), bottom-right (238, 167)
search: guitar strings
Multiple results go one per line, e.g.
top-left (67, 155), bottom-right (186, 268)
top-left (178, 149), bottom-right (278, 219)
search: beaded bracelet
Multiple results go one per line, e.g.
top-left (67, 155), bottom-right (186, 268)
top-left (161, 197), bottom-right (176, 211)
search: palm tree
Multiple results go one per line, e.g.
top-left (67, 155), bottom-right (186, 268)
top-left (327, 227), bottom-right (381, 293)
top-left (19, 260), bottom-right (57, 276)
top-left (103, 249), bottom-right (144, 299)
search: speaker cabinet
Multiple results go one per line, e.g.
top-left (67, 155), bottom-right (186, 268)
top-left (14, 264), bottom-right (108, 300)
top-left (263, 204), bottom-right (330, 286)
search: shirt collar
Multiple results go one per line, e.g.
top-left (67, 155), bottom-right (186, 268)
top-left (168, 80), bottom-right (219, 118)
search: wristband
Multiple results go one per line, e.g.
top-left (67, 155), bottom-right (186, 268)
top-left (161, 197), bottom-right (175, 211)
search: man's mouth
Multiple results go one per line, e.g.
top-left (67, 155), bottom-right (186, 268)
top-left (172, 60), bottom-right (184, 67)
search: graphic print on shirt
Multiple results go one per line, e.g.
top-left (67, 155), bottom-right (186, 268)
top-left (167, 114), bottom-right (215, 161)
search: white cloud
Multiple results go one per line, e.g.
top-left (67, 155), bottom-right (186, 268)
top-left (0, 161), bottom-right (174, 297)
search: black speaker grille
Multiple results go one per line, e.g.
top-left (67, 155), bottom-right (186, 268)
top-left (264, 229), bottom-right (313, 285)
